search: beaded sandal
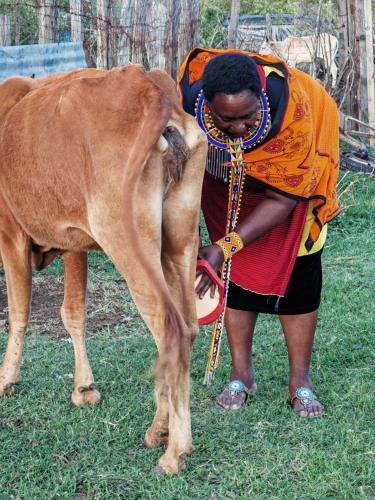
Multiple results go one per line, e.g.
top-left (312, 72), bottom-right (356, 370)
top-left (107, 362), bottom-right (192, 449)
top-left (288, 387), bottom-right (324, 418)
top-left (215, 380), bottom-right (257, 411)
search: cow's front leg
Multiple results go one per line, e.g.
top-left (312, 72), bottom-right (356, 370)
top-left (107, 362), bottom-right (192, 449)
top-left (0, 228), bottom-right (31, 396)
top-left (60, 251), bottom-right (100, 406)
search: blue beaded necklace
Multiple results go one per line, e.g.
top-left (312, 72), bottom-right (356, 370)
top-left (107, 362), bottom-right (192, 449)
top-left (195, 89), bottom-right (271, 151)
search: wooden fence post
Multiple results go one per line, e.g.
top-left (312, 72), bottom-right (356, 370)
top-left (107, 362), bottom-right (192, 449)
top-left (362, 0), bottom-right (375, 146)
top-left (39, 0), bottom-right (56, 44)
top-left (132, 0), bottom-right (152, 68)
top-left (0, 14), bottom-right (11, 46)
top-left (179, 0), bottom-right (201, 64)
top-left (15, 0), bottom-right (21, 45)
top-left (228, 0), bottom-right (240, 48)
top-left (165, 0), bottom-right (181, 79)
top-left (97, 0), bottom-right (110, 69)
top-left (265, 13), bottom-right (272, 41)
top-left (70, 0), bottom-right (83, 42)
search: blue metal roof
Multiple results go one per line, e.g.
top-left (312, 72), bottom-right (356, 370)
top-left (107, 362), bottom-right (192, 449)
top-left (0, 41), bottom-right (87, 81)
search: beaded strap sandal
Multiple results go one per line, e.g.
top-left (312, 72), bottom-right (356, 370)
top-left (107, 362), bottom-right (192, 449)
top-left (288, 387), bottom-right (324, 418)
top-left (215, 380), bottom-right (257, 411)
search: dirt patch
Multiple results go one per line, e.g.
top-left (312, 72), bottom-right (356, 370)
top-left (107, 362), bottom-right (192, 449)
top-left (0, 271), bottom-right (136, 339)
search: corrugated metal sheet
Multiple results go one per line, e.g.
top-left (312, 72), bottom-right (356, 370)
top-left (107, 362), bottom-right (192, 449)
top-left (0, 42), bottom-right (87, 82)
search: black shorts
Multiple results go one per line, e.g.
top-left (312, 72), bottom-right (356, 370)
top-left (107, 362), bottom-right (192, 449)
top-left (226, 249), bottom-right (323, 315)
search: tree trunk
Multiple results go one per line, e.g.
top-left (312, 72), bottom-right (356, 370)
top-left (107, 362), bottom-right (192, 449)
top-left (39, 0), bottom-right (56, 44)
top-left (228, 0), bottom-right (240, 48)
top-left (70, 0), bottom-right (83, 42)
top-left (97, 0), bottom-right (110, 69)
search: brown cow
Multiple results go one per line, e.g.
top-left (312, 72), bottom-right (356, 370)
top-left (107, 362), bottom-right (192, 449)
top-left (0, 65), bottom-right (207, 474)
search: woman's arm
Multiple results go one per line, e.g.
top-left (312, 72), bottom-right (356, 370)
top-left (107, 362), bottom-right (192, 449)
top-left (196, 188), bottom-right (297, 298)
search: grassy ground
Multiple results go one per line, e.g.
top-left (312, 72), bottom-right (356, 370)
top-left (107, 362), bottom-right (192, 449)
top-left (0, 172), bottom-right (374, 499)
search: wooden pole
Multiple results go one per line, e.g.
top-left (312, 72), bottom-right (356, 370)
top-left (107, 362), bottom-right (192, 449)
top-left (70, 0), bottom-right (83, 42)
top-left (0, 14), bottom-right (11, 46)
top-left (15, 0), bottom-right (21, 45)
top-left (97, 0), bottom-right (110, 69)
top-left (117, 0), bottom-right (134, 66)
top-left (179, 0), bottom-right (201, 63)
top-left (132, 0), bottom-right (151, 68)
top-left (362, 0), bottom-right (375, 146)
top-left (165, 0), bottom-right (181, 79)
top-left (228, 0), bottom-right (240, 48)
top-left (265, 13), bottom-right (272, 41)
top-left (349, 0), bottom-right (359, 118)
top-left (39, 0), bottom-right (56, 44)
top-left (337, 0), bottom-right (349, 59)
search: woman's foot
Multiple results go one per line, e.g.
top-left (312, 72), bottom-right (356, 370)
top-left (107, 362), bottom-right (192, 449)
top-left (289, 386), bottom-right (324, 417)
top-left (215, 379), bottom-right (257, 410)
top-left (216, 366), bottom-right (257, 410)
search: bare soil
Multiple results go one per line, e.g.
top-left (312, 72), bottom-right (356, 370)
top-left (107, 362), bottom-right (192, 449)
top-left (0, 271), bottom-right (135, 339)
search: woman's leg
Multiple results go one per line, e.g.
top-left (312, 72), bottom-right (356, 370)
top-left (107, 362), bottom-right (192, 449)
top-left (216, 307), bottom-right (258, 409)
top-left (279, 310), bottom-right (324, 417)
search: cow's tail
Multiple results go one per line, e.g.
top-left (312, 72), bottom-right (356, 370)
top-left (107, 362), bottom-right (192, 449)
top-left (117, 71), bottom-right (191, 411)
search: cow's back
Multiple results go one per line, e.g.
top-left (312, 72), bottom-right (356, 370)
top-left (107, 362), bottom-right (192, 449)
top-left (0, 66), bottom-right (172, 251)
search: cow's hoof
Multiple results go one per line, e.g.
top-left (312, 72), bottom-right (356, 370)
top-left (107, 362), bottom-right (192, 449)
top-left (0, 382), bottom-right (15, 396)
top-left (144, 428), bottom-right (169, 448)
top-left (157, 450), bottom-right (190, 475)
top-left (71, 384), bottom-right (101, 407)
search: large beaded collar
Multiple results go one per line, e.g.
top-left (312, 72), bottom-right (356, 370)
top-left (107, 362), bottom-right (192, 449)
top-left (195, 88), bottom-right (271, 151)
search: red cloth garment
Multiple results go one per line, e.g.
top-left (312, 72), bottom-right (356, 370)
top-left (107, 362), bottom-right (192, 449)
top-left (201, 173), bottom-right (308, 296)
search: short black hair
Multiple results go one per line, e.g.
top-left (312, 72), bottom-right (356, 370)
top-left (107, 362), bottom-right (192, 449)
top-left (202, 53), bottom-right (261, 101)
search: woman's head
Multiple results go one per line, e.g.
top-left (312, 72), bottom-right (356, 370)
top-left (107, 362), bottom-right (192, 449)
top-left (202, 53), bottom-right (261, 101)
top-left (202, 53), bottom-right (262, 138)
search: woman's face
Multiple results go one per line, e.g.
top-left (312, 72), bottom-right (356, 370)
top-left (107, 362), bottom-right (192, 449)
top-left (206, 90), bottom-right (259, 139)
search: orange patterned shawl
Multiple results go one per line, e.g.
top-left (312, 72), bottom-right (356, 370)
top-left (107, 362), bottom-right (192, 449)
top-left (178, 47), bottom-right (340, 250)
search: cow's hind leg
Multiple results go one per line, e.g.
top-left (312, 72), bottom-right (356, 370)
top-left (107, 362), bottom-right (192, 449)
top-left (145, 178), bottom-right (204, 455)
top-left (154, 135), bottom-right (206, 472)
top-left (90, 191), bottom-right (192, 472)
top-left (96, 237), bottom-right (191, 474)
top-left (0, 223), bottom-right (31, 396)
top-left (144, 380), bottom-right (170, 448)
top-left (60, 251), bottom-right (100, 406)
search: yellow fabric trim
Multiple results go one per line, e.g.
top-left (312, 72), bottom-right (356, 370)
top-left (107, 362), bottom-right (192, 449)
top-left (298, 202), bottom-right (327, 256)
top-left (264, 66), bottom-right (285, 78)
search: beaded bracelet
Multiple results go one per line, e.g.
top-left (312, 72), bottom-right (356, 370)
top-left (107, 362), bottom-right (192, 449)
top-left (214, 231), bottom-right (244, 261)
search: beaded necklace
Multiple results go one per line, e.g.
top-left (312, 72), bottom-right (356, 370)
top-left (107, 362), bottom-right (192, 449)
top-left (195, 90), bottom-right (271, 386)
top-left (195, 90), bottom-right (271, 181)
top-left (203, 138), bottom-right (247, 385)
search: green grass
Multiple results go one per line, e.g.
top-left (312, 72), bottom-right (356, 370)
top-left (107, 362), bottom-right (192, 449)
top-left (0, 172), bottom-right (374, 499)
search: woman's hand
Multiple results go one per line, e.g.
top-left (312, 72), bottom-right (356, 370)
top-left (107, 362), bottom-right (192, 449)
top-left (195, 244), bottom-right (224, 299)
